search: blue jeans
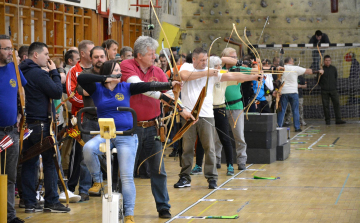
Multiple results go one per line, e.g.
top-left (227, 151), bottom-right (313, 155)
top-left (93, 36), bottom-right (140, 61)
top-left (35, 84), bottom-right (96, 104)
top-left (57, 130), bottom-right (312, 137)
top-left (22, 122), bottom-right (59, 206)
top-left (277, 93), bottom-right (300, 130)
top-left (83, 134), bottom-right (138, 216)
top-left (135, 126), bottom-right (171, 212)
top-left (78, 116), bottom-right (99, 195)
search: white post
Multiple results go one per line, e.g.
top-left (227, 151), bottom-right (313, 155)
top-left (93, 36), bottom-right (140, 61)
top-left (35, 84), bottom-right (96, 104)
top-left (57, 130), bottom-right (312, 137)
top-left (105, 138), bottom-right (112, 202)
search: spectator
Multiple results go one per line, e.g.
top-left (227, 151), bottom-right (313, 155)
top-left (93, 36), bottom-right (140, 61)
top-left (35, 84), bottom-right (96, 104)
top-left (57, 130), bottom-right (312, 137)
top-left (309, 30), bottom-right (330, 70)
top-left (319, 55), bottom-right (346, 125)
top-left (102, 39), bottom-right (119, 60)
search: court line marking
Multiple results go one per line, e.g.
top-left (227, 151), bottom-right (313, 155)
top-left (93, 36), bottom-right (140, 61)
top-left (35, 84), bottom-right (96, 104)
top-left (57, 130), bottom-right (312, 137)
top-left (290, 125), bottom-right (313, 140)
top-left (251, 164), bottom-right (266, 176)
top-left (187, 201), bottom-right (218, 223)
top-left (335, 173), bottom-right (350, 205)
top-left (308, 134), bottom-right (326, 150)
top-left (165, 164), bottom-right (254, 223)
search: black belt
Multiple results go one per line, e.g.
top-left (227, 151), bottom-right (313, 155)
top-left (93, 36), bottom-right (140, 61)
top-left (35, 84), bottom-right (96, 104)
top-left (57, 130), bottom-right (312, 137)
top-left (0, 124), bottom-right (17, 132)
top-left (226, 98), bottom-right (242, 106)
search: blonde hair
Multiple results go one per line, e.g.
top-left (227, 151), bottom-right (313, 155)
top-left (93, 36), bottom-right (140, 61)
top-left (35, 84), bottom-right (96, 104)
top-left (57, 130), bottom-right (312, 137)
top-left (221, 47), bottom-right (236, 57)
top-left (52, 57), bottom-right (64, 69)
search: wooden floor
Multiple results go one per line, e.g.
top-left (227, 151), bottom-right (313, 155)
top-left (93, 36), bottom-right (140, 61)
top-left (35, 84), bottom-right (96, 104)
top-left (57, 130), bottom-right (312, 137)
top-left (16, 120), bottom-right (360, 223)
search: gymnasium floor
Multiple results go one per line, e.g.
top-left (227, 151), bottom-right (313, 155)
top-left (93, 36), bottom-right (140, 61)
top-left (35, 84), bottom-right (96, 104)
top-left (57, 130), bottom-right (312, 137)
top-left (16, 120), bottom-right (360, 223)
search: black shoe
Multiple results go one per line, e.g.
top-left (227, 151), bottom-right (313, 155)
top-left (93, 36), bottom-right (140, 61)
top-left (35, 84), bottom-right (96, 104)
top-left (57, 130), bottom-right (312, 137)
top-left (79, 193), bottom-right (89, 202)
top-left (216, 164), bottom-right (221, 169)
top-left (169, 150), bottom-right (178, 157)
top-left (9, 217), bottom-right (25, 223)
top-left (158, 209), bottom-right (171, 218)
top-left (326, 121), bottom-right (331, 125)
top-left (174, 177), bottom-right (191, 188)
top-left (238, 164), bottom-right (246, 170)
top-left (43, 202), bottom-right (71, 213)
top-left (336, 120), bottom-right (346, 124)
top-left (19, 199), bottom-right (25, 208)
top-left (295, 129), bottom-right (302, 132)
top-left (208, 180), bottom-right (217, 189)
top-left (25, 203), bottom-right (43, 213)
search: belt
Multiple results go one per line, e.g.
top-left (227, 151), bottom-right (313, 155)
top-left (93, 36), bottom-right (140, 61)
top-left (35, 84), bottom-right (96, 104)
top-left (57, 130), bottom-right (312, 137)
top-left (27, 120), bottom-right (49, 124)
top-left (213, 104), bottom-right (226, 109)
top-left (137, 120), bottom-right (156, 128)
top-left (0, 124), bottom-right (16, 132)
top-left (226, 98), bottom-right (242, 106)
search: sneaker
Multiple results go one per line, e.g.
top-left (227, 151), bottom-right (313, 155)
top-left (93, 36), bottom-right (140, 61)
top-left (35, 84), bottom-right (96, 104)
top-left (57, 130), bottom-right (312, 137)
top-left (25, 203), bottom-right (43, 213)
top-left (174, 177), bottom-right (191, 188)
top-left (36, 191), bottom-right (45, 204)
top-left (158, 209), bottom-right (171, 218)
top-left (208, 180), bottom-right (217, 189)
top-left (168, 149), bottom-right (178, 157)
top-left (88, 182), bottom-right (103, 195)
top-left (301, 122), bottom-right (307, 126)
top-left (336, 120), bottom-right (346, 124)
top-left (79, 193), bottom-right (89, 202)
top-left (216, 164), bottom-right (221, 169)
top-left (190, 164), bottom-right (203, 175)
top-left (295, 128), bottom-right (302, 132)
top-left (19, 199), bottom-right (25, 208)
top-left (43, 202), bottom-right (71, 213)
top-left (59, 190), bottom-right (81, 203)
top-left (227, 164), bottom-right (234, 176)
top-left (125, 215), bottom-right (135, 223)
top-left (238, 164), bottom-right (246, 170)
top-left (9, 217), bottom-right (25, 223)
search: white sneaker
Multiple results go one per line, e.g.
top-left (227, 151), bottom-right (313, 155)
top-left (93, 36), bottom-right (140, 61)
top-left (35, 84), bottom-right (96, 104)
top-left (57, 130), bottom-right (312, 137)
top-left (36, 191), bottom-right (44, 204)
top-left (59, 190), bottom-right (81, 203)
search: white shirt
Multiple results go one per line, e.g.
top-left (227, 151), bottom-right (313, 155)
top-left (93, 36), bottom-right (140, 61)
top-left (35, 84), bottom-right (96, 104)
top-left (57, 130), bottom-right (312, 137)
top-left (264, 73), bottom-right (274, 91)
top-left (213, 81), bottom-right (228, 105)
top-left (281, 65), bottom-right (306, 94)
top-left (180, 63), bottom-right (222, 117)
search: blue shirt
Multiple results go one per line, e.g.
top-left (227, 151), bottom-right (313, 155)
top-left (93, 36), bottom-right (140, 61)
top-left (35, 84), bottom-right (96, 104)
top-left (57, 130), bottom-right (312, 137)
top-left (252, 80), bottom-right (266, 102)
top-left (91, 82), bottom-right (133, 131)
top-left (0, 62), bottom-right (27, 127)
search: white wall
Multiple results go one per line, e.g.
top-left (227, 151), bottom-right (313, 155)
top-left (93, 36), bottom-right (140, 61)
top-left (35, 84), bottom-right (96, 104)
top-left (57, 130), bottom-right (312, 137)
top-left (48, 0), bottom-right (141, 18)
top-left (49, 0), bottom-right (97, 9)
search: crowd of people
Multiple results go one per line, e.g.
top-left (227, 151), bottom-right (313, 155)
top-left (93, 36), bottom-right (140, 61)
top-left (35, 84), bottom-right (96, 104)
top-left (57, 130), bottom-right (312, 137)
top-left (0, 30), bottom-right (346, 223)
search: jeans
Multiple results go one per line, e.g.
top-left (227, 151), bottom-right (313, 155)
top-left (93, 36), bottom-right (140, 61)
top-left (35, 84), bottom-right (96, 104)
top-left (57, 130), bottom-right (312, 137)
top-left (0, 127), bottom-right (19, 221)
top-left (277, 93), bottom-right (300, 130)
top-left (180, 118), bottom-right (218, 181)
top-left (226, 110), bottom-right (247, 165)
top-left (78, 116), bottom-right (99, 194)
top-left (135, 126), bottom-right (171, 212)
top-left (83, 134), bottom-right (138, 216)
top-left (22, 122), bottom-right (59, 206)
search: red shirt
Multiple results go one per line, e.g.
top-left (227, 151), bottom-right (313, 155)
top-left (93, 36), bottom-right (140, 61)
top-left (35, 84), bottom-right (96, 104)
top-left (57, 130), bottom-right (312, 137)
top-left (66, 61), bottom-right (84, 115)
top-left (121, 59), bottom-right (168, 121)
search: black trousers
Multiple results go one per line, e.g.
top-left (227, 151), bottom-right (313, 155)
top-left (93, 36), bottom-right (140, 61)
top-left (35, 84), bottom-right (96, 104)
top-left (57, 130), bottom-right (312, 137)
top-left (321, 90), bottom-right (342, 122)
top-left (195, 108), bottom-right (234, 167)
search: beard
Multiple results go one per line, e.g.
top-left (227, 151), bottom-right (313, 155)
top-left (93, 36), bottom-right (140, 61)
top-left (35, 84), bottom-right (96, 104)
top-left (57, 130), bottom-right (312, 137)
top-left (94, 62), bottom-right (103, 69)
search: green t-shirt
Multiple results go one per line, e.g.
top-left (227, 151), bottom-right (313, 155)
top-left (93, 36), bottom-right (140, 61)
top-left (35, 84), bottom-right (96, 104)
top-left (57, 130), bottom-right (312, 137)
top-left (224, 66), bottom-right (252, 110)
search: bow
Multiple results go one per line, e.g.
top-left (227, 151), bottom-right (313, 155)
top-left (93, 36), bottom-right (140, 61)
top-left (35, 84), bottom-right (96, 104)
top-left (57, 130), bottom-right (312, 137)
top-left (309, 42), bottom-right (323, 94)
top-left (166, 36), bottom-right (221, 148)
top-left (50, 99), bottom-right (69, 207)
top-left (12, 41), bottom-right (26, 154)
top-left (149, 0), bottom-right (182, 174)
top-left (231, 24), bottom-right (263, 126)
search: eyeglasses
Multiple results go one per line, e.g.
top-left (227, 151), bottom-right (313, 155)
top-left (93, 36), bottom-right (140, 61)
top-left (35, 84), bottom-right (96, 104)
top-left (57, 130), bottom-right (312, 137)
top-left (0, 47), bottom-right (13, 51)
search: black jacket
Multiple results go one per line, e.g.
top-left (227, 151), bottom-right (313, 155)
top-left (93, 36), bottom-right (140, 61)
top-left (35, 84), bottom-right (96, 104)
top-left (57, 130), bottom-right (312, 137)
top-left (19, 59), bottom-right (62, 121)
top-left (319, 65), bottom-right (338, 91)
